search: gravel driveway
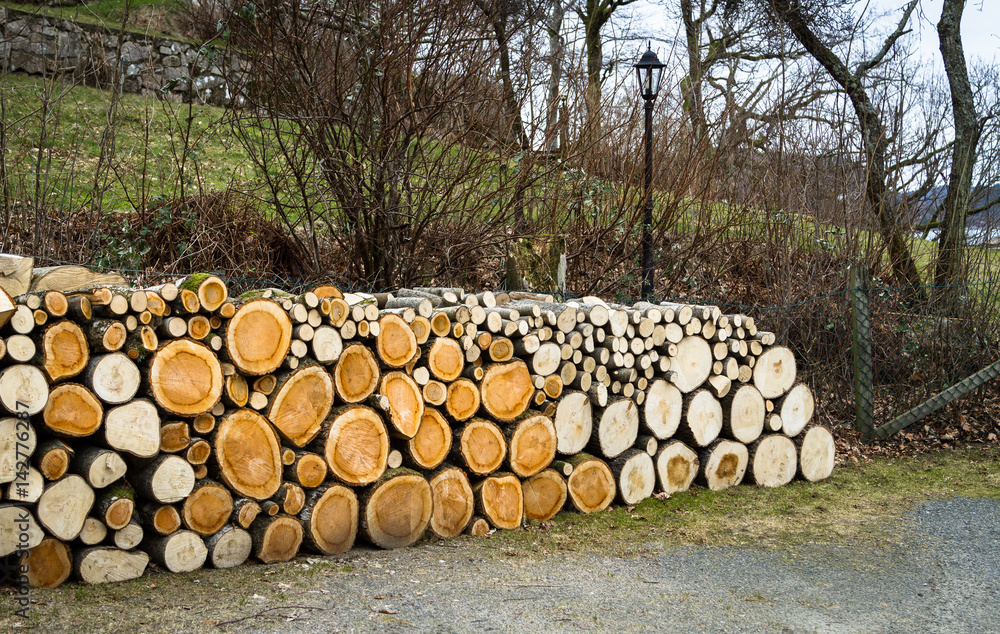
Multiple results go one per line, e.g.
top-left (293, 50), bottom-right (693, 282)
top-left (212, 496), bottom-right (999, 633)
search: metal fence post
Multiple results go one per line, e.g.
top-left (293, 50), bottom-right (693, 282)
top-left (849, 264), bottom-right (876, 441)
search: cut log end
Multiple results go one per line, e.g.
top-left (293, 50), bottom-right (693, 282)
top-left (300, 485), bottom-right (358, 555)
top-left (797, 425), bottom-right (835, 483)
top-left (522, 469), bottom-right (567, 521)
top-left (475, 473), bottom-right (522, 530)
top-left (428, 467), bottom-right (474, 539)
top-left (213, 409), bottom-right (283, 500)
top-left (566, 455), bottom-right (615, 513)
top-left (361, 470), bottom-right (432, 549)
top-left (334, 344), bottom-right (381, 403)
top-left (322, 406), bottom-right (389, 486)
top-left (655, 441), bottom-right (699, 494)
top-left (149, 340), bottom-right (223, 416)
top-left (480, 361), bottom-right (534, 422)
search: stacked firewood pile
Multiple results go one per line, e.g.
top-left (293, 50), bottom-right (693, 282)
top-left (0, 277), bottom-right (835, 587)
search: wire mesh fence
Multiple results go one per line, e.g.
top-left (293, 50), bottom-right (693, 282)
top-left (26, 257), bottom-right (1000, 442)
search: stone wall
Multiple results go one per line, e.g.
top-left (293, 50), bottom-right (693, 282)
top-left (1, 8), bottom-right (235, 105)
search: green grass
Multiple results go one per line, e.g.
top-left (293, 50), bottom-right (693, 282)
top-left (5, 0), bottom-right (191, 40)
top-left (0, 445), bottom-right (995, 633)
top-left (1, 73), bottom-right (250, 212)
top-left (480, 444), bottom-right (1000, 557)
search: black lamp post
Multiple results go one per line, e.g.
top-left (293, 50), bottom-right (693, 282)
top-left (634, 43), bottom-right (665, 299)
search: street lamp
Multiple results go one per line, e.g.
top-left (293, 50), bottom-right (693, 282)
top-left (634, 43), bottom-right (665, 299)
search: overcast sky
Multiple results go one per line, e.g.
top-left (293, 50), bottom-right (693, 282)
top-left (909, 0), bottom-right (1000, 64)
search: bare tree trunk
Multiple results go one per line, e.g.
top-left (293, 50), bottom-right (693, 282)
top-left (934, 0), bottom-right (981, 297)
top-left (680, 0), bottom-right (709, 146)
top-left (546, 0), bottom-right (566, 154)
top-left (770, 0), bottom-right (924, 293)
top-left (493, 16), bottom-right (530, 151)
top-left (583, 15), bottom-right (605, 154)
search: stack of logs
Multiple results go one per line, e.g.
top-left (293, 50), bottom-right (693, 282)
top-left (0, 278), bottom-right (835, 587)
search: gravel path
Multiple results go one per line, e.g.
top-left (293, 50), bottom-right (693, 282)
top-left (221, 497), bottom-right (1000, 633)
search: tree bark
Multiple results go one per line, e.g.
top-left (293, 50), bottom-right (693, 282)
top-left (770, 0), bottom-right (923, 291)
top-left (934, 0), bottom-right (981, 294)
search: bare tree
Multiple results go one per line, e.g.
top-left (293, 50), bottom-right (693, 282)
top-left (575, 0), bottom-right (638, 153)
top-left (767, 0), bottom-right (924, 291)
top-left (933, 0), bottom-right (981, 293)
top-left (223, 0), bottom-right (540, 288)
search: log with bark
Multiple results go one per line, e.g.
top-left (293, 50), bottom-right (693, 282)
top-left (522, 469), bottom-right (568, 521)
top-left (655, 441), bottom-right (699, 494)
top-left (73, 547), bottom-right (149, 584)
top-left (299, 484), bottom-right (358, 555)
top-left (225, 300), bottom-right (293, 375)
top-left (553, 390), bottom-right (592, 455)
top-left (266, 365), bottom-right (334, 447)
top-left (318, 406), bottom-right (389, 486)
top-left (565, 454), bottom-right (616, 513)
top-left (204, 524), bottom-right (253, 569)
top-left (212, 409), bottom-right (283, 500)
top-left (359, 468), bottom-right (432, 549)
top-left (795, 425), bottom-right (835, 482)
top-left (697, 440), bottom-right (749, 491)
top-left (407, 407), bottom-right (452, 470)
top-left (479, 361), bottom-right (534, 422)
top-left (611, 449), bottom-right (656, 505)
top-left (505, 414), bottom-right (557, 478)
top-left (745, 434), bottom-right (798, 488)
top-left (474, 472), bottom-right (522, 530)
top-left (428, 466), bottom-right (475, 539)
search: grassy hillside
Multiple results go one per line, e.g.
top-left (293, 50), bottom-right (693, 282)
top-left (5, 0), bottom-right (191, 39)
top-left (2, 73), bottom-right (249, 212)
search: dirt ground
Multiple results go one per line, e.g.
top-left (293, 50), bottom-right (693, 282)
top-left (3, 447), bottom-right (999, 632)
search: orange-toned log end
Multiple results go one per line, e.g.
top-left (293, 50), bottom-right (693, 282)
top-left (360, 469), bottom-right (432, 549)
top-left (454, 418), bottom-right (506, 476)
top-left (380, 371), bottom-right (424, 438)
top-left (267, 365), bottom-right (334, 447)
top-left (42, 383), bottom-right (103, 437)
top-left (428, 466), bottom-right (474, 539)
top-left (312, 284), bottom-right (343, 299)
top-left (225, 300), bottom-right (293, 376)
top-left (299, 484), bottom-right (358, 555)
top-left (480, 361), bottom-right (533, 422)
top-left (23, 537), bottom-right (73, 588)
top-left (407, 408), bottom-right (452, 470)
top-left (566, 454), bottom-right (616, 514)
top-left (41, 320), bottom-right (89, 381)
top-left (474, 473), bottom-right (523, 530)
top-left (182, 480), bottom-right (234, 536)
top-left (507, 414), bottom-right (557, 478)
top-left (185, 275), bottom-right (228, 313)
top-left (445, 378), bottom-right (480, 422)
top-left (149, 339), bottom-right (223, 417)
top-left (333, 344), bottom-right (381, 403)
top-left (322, 406), bottom-right (389, 486)
top-left (286, 452), bottom-right (328, 488)
top-left (427, 337), bottom-right (464, 382)
top-left (376, 313), bottom-right (417, 368)
top-left (250, 514), bottom-right (303, 564)
top-left (212, 409), bottom-right (283, 500)
top-left (43, 291), bottom-right (69, 317)
top-left (522, 469), bottom-right (567, 522)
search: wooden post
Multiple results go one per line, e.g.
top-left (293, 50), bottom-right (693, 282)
top-left (848, 265), bottom-right (876, 441)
